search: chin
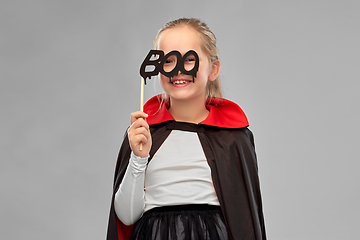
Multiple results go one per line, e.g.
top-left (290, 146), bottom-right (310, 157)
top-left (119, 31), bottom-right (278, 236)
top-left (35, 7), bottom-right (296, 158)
top-left (169, 92), bottom-right (203, 102)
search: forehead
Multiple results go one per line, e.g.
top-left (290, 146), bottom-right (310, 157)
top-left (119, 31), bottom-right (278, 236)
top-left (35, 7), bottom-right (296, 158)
top-left (157, 26), bottom-right (202, 54)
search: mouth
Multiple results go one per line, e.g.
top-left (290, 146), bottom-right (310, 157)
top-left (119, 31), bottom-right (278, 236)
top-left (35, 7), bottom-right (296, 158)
top-left (170, 79), bottom-right (193, 85)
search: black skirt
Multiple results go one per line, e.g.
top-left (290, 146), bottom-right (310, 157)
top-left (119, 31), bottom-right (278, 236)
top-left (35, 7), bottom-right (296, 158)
top-left (129, 204), bottom-right (229, 240)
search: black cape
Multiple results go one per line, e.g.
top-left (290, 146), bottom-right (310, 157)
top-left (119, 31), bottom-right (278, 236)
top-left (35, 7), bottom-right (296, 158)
top-left (107, 97), bottom-right (266, 240)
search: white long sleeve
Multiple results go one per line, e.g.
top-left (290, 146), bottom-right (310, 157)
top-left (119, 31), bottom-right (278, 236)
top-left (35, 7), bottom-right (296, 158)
top-left (114, 152), bottom-right (148, 226)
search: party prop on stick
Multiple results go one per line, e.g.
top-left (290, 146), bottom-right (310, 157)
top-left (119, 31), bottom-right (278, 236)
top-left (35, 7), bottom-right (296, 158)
top-left (139, 77), bottom-right (144, 150)
top-left (138, 49), bottom-right (200, 150)
top-left (140, 50), bottom-right (199, 84)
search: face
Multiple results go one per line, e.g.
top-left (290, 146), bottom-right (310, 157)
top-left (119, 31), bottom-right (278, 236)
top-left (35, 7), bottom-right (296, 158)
top-left (156, 26), bottom-right (219, 102)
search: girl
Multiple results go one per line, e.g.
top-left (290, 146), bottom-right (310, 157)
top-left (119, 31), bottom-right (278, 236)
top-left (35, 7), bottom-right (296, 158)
top-left (107, 18), bottom-right (266, 240)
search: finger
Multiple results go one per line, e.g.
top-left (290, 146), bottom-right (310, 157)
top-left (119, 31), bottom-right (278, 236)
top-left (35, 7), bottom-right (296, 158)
top-left (129, 132), bottom-right (150, 149)
top-left (128, 126), bottom-right (149, 139)
top-left (128, 124), bottom-right (151, 139)
top-left (131, 134), bottom-right (149, 145)
top-left (129, 118), bottom-right (150, 132)
top-left (130, 111), bottom-right (149, 125)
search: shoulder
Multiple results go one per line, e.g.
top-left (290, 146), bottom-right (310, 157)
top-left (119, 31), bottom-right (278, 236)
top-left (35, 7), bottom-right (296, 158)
top-left (200, 98), bottom-right (249, 128)
top-left (204, 126), bottom-right (252, 138)
top-left (202, 126), bottom-right (256, 149)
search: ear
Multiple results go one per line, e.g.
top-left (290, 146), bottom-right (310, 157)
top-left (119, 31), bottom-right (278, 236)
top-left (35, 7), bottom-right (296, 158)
top-left (208, 60), bottom-right (220, 81)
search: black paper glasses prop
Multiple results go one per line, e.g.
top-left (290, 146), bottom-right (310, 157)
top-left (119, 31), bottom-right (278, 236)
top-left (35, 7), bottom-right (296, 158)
top-left (140, 50), bottom-right (199, 84)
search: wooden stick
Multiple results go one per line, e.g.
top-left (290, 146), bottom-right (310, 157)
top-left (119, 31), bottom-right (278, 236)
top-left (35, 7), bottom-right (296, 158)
top-left (140, 77), bottom-right (144, 151)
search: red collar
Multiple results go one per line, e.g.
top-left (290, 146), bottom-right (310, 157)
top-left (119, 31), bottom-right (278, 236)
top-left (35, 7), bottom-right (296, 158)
top-left (143, 95), bottom-right (249, 128)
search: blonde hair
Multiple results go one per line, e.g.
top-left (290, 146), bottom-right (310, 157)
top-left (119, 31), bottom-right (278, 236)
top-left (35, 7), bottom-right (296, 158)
top-left (154, 18), bottom-right (223, 99)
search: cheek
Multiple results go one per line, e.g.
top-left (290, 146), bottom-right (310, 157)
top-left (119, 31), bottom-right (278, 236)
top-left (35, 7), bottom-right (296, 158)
top-left (197, 61), bottom-right (211, 78)
top-left (196, 68), bottom-right (210, 82)
top-left (159, 74), bottom-right (168, 82)
top-left (159, 74), bottom-right (168, 89)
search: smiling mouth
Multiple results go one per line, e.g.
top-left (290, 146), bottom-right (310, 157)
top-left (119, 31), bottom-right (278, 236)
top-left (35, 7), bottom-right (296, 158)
top-left (172, 80), bottom-right (188, 84)
top-left (171, 79), bottom-right (193, 84)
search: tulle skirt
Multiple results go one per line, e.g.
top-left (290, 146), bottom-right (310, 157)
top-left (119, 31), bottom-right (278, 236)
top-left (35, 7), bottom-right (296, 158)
top-left (129, 204), bottom-right (229, 240)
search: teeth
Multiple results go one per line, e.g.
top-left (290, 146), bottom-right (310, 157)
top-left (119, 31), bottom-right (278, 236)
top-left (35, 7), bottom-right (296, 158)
top-left (172, 80), bottom-right (188, 84)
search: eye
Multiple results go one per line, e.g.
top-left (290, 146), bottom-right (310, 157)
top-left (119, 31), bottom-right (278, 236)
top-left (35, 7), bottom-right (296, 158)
top-left (165, 56), bottom-right (176, 64)
top-left (185, 53), bottom-right (196, 63)
top-left (163, 55), bottom-right (177, 73)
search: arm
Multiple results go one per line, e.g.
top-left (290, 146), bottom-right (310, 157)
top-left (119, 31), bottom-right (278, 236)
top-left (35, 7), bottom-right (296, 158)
top-left (114, 152), bottom-right (148, 225)
top-left (114, 111), bottom-right (152, 226)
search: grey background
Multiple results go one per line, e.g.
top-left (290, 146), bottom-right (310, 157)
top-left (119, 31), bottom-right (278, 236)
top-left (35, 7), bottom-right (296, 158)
top-left (1, 0), bottom-right (359, 239)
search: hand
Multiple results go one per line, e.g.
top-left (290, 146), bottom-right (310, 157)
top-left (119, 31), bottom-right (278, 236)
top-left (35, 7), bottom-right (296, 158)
top-left (128, 111), bottom-right (152, 158)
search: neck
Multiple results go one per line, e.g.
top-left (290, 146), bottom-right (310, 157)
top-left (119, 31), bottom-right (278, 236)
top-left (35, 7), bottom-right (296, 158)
top-left (168, 96), bottom-right (209, 124)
